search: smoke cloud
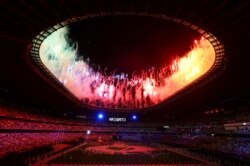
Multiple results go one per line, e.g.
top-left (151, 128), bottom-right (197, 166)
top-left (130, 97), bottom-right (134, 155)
top-left (39, 26), bottom-right (215, 110)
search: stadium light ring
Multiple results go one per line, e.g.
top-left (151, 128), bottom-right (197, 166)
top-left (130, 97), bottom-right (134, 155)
top-left (28, 12), bottom-right (226, 112)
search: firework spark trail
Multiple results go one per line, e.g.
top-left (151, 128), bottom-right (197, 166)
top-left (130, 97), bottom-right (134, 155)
top-left (39, 27), bottom-right (215, 109)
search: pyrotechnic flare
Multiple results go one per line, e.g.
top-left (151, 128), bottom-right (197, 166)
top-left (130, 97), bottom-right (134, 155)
top-left (40, 26), bottom-right (215, 109)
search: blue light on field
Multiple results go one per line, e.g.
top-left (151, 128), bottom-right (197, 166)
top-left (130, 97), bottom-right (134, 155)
top-left (132, 115), bottom-right (137, 120)
top-left (97, 113), bottom-right (104, 120)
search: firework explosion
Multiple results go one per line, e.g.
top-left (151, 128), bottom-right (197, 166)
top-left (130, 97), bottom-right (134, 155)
top-left (39, 26), bottom-right (215, 110)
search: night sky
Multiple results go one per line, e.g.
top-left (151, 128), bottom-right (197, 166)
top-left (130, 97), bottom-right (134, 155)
top-left (68, 15), bottom-right (200, 75)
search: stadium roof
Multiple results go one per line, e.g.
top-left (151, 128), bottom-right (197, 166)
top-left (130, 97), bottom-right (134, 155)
top-left (0, 0), bottom-right (250, 116)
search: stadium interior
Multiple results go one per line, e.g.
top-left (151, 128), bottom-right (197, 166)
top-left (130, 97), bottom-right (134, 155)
top-left (0, 0), bottom-right (250, 166)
